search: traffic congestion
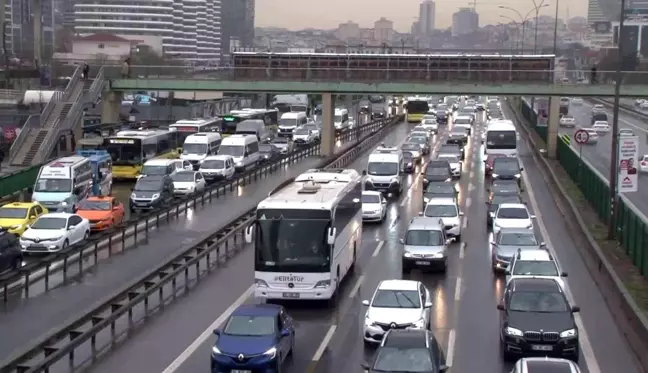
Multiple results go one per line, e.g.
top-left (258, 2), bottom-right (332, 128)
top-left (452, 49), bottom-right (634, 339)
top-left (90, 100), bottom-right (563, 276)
top-left (0, 95), bottom-right (641, 373)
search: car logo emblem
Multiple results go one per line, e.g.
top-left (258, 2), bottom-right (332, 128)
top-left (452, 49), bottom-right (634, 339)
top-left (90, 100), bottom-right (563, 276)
top-left (34, 238), bottom-right (40, 242)
top-left (390, 323), bottom-right (396, 328)
top-left (288, 283), bottom-right (294, 288)
top-left (238, 354), bottom-right (244, 361)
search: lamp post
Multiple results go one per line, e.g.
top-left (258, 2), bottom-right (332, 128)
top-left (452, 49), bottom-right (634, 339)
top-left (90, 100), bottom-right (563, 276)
top-left (530, 0), bottom-right (548, 53)
top-left (500, 4), bottom-right (549, 54)
top-left (499, 16), bottom-right (523, 53)
top-left (608, 0), bottom-right (627, 240)
top-left (498, 21), bottom-right (518, 54)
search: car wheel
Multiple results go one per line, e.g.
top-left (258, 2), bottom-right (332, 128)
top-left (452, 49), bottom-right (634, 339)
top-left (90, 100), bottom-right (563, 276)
top-left (62, 239), bottom-right (69, 250)
top-left (455, 235), bottom-right (461, 242)
top-left (83, 231), bottom-right (90, 241)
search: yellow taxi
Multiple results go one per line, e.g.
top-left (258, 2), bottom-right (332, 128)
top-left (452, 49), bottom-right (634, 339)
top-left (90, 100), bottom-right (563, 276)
top-left (0, 202), bottom-right (48, 236)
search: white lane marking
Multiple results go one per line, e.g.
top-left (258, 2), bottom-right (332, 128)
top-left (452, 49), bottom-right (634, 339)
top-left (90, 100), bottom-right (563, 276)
top-left (469, 171), bottom-right (475, 179)
top-left (465, 197), bottom-right (472, 208)
top-left (312, 325), bottom-right (337, 361)
top-left (459, 242), bottom-right (466, 259)
top-left (461, 217), bottom-right (467, 230)
top-left (519, 156), bottom-right (602, 373)
top-left (161, 285), bottom-right (254, 373)
top-left (446, 329), bottom-right (456, 367)
top-left (400, 196), bottom-right (410, 207)
top-left (454, 277), bottom-right (462, 301)
top-left (372, 240), bottom-right (385, 257)
top-left (348, 274), bottom-right (365, 299)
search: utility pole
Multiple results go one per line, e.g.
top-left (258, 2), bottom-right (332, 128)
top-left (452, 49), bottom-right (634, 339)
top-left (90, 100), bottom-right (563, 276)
top-left (0, 0), bottom-right (8, 88)
top-left (32, 0), bottom-right (42, 67)
top-left (608, 0), bottom-right (626, 240)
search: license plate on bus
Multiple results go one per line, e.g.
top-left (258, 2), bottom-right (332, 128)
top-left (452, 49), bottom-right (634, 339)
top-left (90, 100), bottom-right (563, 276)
top-left (283, 292), bottom-right (300, 298)
top-left (231, 370), bottom-right (252, 373)
top-left (531, 345), bottom-right (553, 351)
top-left (415, 261), bottom-right (431, 265)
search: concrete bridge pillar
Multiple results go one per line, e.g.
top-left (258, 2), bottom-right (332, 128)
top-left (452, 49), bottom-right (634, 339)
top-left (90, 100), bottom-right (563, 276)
top-left (321, 93), bottom-right (336, 157)
top-left (101, 91), bottom-right (123, 124)
top-left (547, 96), bottom-right (560, 158)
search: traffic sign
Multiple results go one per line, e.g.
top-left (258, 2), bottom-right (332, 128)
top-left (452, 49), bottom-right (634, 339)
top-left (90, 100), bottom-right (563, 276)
top-left (574, 129), bottom-right (589, 145)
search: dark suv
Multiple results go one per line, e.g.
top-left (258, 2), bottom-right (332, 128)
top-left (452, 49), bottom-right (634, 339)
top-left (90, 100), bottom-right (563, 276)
top-left (498, 278), bottom-right (580, 362)
top-left (0, 230), bottom-right (22, 272)
top-left (492, 158), bottom-right (523, 188)
top-left (422, 161), bottom-right (452, 187)
top-left (129, 175), bottom-right (175, 212)
top-left (362, 329), bottom-right (449, 373)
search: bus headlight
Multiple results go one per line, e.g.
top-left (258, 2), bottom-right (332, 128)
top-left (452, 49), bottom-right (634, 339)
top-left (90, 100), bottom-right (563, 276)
top-left (254, 278), bottom-right (269, 287)
top-left (314, 280), bottom-right (331, 288)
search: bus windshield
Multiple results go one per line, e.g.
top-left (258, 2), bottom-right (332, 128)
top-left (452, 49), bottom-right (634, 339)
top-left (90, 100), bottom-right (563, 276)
top-left (486, 130), bottom-right (517, 150)
top-left (34, 178), bottom-right (72, 193)
top-left (183, 143), bottom-right (208, 155)
top-left (105, 139), bottom-right (142, 165)
top-left (255, 209), bottom-right (331, 272)
top-left (406, 100), bottom-right (430, 114)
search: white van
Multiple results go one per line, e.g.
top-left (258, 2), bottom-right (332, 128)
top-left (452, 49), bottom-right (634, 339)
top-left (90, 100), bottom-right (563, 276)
top-left (181, 133), bottom-right (222, 169)
top-left (199, 155), bottom-right (236, 182)
top-left (334, 108), bottom-right (350, 130)
top-left (140, 159), bottom-right (185, 179)
top-left (33, 156), bottom-right (94, 212)
top-left (278, 112), bottom-right (307, 137)
top-left (217, 134), bottom-right (261, 171)
top-left (363, 146), bottom-right (404, 196)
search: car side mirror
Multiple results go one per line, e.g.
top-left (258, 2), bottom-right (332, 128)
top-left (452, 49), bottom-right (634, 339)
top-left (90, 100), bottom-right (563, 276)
top-left (424, 301), bottom-right (433, 308)
top-left (362, 170), bottom-right (367, 175)
top-left (244, 225), bottom-right (254, 244)
top-left (399, 238), bottom-right (404, 244)
top-left (490, 241), bottom-right (496, 246)
top-left (446, 239), bottom-right (453, 245)
top-left (281, 329), bottom-right (290, 337)
top-left (530, 215), bottom-right (537, 219)
top-left (362, 300), bottom-right (370, 306)
top-left (439, 365), bottom-right (450, 372)
top-left (540, 242), bottom-right (546, 247)
top-left (519, 167), bottom-right (524, 171)
top-left (68, 225), bottom-right (76, 230)
top-left (497, 304), bottom-right (505, 311)
top-left (459, 211), bottom-right (464, 216)
top-left (561, 271), bottom-right (568, 277)
top-left (571, 305), bottom-right (580, 312)
top-left (361, 362), bottom-right (370, 370)
top-left (213, 328), bottom-right (221, 336)
top-left (418, 211), bottom-right (423, 216)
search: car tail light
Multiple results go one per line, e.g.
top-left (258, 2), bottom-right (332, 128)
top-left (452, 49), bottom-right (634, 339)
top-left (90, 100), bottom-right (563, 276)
top-left (642, 161), bottom-right (647, 166)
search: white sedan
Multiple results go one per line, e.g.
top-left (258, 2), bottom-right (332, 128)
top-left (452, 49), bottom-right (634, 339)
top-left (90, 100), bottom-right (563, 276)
top-left (640, 155), bottom-right (648, 173)
top-left (172, 171), bottom-right (207, 195)
top-left (362, 191), bottom-right (387, 222)
top-left (571, 97), bottom-right (583, 105)
top-left (559, 115), bottom-right (576, 127)
top-left (592, 104), bottom-right (605, 113)
top-left (20, 213), bottom-right (91, 253)
top-left (592, 121), bottom-right (610, 133)
top-left (580, 128), bottom-right (599, 144)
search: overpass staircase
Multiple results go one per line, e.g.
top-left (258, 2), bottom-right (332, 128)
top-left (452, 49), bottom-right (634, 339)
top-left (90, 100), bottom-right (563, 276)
top-left (9, 67), bottom-right (106, 167)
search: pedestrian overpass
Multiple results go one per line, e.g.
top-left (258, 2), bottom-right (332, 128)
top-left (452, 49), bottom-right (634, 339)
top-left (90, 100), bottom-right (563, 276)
top-left (106, 52), bottom-right (648, 97)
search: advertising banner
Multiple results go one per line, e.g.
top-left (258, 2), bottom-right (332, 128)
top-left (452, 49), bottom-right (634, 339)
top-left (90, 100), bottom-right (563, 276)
top-left (618, 136), bottom-right (639, 193)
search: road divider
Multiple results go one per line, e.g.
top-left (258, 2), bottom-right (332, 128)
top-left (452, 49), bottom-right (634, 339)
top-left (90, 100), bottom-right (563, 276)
top-left (0, 117), bottom-right (389, 303)
top-left (0, 114), bottom-right (404, 373)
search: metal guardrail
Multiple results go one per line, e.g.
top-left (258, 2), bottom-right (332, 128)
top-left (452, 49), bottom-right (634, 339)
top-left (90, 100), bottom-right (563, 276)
top-left (8, 116), bottom-right (40, 162)
top-left (0, 113), bottom-right (402, 373)
top-left (62, 67), bottom-right (82, 102)
top-left (0, 116), bottom-right (386, 301)
top-left (37, 91), bottom-right (62, 126)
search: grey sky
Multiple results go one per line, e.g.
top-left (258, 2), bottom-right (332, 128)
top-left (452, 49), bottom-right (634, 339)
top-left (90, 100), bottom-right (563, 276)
top-left (256, 0), bottom-right (587, 30)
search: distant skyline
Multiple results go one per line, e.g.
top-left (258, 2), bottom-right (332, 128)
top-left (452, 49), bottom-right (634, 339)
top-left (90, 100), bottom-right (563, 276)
top-left (256, 0), bottom-right (587, 31)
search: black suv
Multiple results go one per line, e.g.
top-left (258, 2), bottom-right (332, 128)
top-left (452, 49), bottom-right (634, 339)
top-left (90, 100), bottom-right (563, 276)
top-left (422, 161), bottom-right (452, 187)
top-left (403, 152), bottom-right (415, 173)
top-left (362, 329), bottom-right (449, 373)
top-left (492, 158), bottom-right (524, 188)
top-left (129, 175), bottom-right (175, 212)
top-left (0, 230), bottom-right (22, 272)
top-left (498, 278), bottom-right (580, 362)
top-left (435, 111), bottom-right (449, 124)
top-left (446, 127), bottom-right (468, 146)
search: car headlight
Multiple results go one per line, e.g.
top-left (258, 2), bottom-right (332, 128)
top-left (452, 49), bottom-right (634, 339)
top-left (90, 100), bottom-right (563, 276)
top-left (263, 347), bottom-right (277, 359)
top-left (403, 251), bottom-right (412, 257)
top-left (212, 346), bottom-right (221, 355)
top-left (152, 193), bottom-right (160, 199)
top-left (412, 318), bottom-right (426, 328)
top-left (390, 178), bottom-right (400, 184)
top-left (407, 162), bottom-right (412, 166)
top-left (445, 178), bottom-right (452, 182)
top-left (505, 327), bottom-right (523, 336)
top-left (365, 177), bottom-right (373, 183)
top-left (560, 328), bottom-right (577, 338)
top-left (61, 201), bottom-right (68, 206)
top-left (46, 236), bottom-right (63, 241)
top-left (131, 193), bottom-right (137, 199)
top-left (314, 280), bottom-right (330, 288)
top-left (514, 174), bottom-right (521, 178)
top-left (492, 173), bottom-right (499, 178)
top-left (235, 161), bottom-right (243, 166)
top-left (423, 197), bottom-right (429, 203)
top-left (9, 225), bottom-right (21, 229)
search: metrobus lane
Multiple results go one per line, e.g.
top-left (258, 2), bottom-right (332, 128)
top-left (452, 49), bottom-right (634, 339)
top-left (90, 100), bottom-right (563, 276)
top-left (312, 119), bottom-right (486, 373)
top-left (0, 126), bottom-right (383, 364)
top-left (80, 119), bottom-right (422, 373)
top-left (449, 103), bottom-right (642, 373)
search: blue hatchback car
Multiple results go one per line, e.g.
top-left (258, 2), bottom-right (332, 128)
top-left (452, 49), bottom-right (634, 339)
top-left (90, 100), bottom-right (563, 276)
top-left (211, 304), bottom-right (295, 373)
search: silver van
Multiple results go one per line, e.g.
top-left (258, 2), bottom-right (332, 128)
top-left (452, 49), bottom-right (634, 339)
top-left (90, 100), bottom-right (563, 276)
top-left (235, 119), bottom-right (274, 142)
top-left (400, 217), bottom-right (451, 273)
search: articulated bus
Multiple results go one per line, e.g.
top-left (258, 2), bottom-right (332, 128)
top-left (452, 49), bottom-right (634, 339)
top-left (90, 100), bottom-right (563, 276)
top-left (169, 118), bottom-right (222, 145)
top-left (404, 97), bottom-right (430, 123)
top-left (104, 129), bottom-right (180, 179)
top-left (221, 109), bottom-right (279, 134)
top-left (245, 168), bottom-right (363, 304)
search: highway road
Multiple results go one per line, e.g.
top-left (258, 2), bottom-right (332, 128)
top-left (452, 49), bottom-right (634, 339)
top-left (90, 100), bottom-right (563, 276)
top-left (0, 113), bottom-right (375, 362)
top-left (73, 108), bottom-right (641, 373)
top-left (559, 100), bottom-right (648, 217)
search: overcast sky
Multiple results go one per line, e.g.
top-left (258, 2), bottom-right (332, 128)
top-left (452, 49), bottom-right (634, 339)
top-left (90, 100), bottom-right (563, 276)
top-left (255, 0), bottom-right (587, 30)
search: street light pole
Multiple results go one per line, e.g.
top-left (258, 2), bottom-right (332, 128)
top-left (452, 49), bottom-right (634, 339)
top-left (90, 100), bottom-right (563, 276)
top-left (608, 0), bottom-right (627, 239)
top-left (530, 0), bottom-right (546, 53)
top-left (552, 0), bottom-right (560, 82)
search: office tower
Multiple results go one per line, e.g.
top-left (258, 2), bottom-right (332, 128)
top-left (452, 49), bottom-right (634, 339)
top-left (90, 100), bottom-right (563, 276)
top-left (419, 0), bottom-right (436, 35)
top-left (2, 0), bottom-right (56, 61)
top-left (222, 0), bottom-right (255, 57)
top-left (452, 8), bottom-right (479, 37)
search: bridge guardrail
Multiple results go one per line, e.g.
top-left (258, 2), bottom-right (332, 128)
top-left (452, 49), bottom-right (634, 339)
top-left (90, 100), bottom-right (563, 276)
top-left (0, 111), bottom-right (403, 373)
top-left (508, 96), bottom-right (648, 371)
top-left (8, 115), bottom-right (40, 164)
top-left (0, 116), bottom-right (390, 303)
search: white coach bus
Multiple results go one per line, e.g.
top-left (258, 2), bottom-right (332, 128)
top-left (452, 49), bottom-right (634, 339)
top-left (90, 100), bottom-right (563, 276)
top-left (244, 168), bottom-right (363, 304)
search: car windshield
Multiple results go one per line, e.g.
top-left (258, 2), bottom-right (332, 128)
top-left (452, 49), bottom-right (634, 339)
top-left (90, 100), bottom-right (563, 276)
top-left (422, 119), bottom-right (436, 124)
top-left (451, 128), bottom-right (466, 135)
top-left (201, 159), bottom-right (225, 169)
top-left (31, 217), bottom-right (67, 230)
top-left (371, 289), bottom-right (421, 308)
top-left (34, 178), bottom-right (72, 193)
top-left (513, 260), bottom-right (559, 276)
top-left (438, 155), bottom-right (459, 163)
top-left (134, 180), bottom-right (162, 192)
top-left (0, 208), bottom-right (28, 219)
top-left (294, 128), bottom-right (309, 135)
top-left (77, 200), bottom-right (111, 211)
top-left (405, 230), bottom-right (443, 246)
top-left (218, 145), bottom-right (245, 157)
top-left (426, 183), bottom-right (454, 194)
top-left (409, 137), bottom-right (427, 144)
top-left (509, 291), bottom-right (568, 312)
top-left (426, 166), bottom-right (449, 176)
top-left (141, 165), bottom-right (168, 176)
top-left (362, 194), bottom-right (381, 204)
top-left (562, 115), bottom-right (574, 119)
top-left (497, 207), bottom-right (529, 219)
top-left (223, 315), bottom-right (276, 336)
top-left (272, 137), bottom-right (289, 144)
top-left (368, 162), bottom-right (399, 176)
top-left (455, 118), bottom-right (471, 124)
top-left (372, 347), bottom-right (435, 372)
top-left (493, 160), bottom-right (520, 173)
top-left (172, 172), bottom-right (195, 182)
top-left (498, 232), bottom-right (538, 246)
top-left (424, 204), bottom-right (457, 217)
top-left (402, 144), bottom-right (419, 152)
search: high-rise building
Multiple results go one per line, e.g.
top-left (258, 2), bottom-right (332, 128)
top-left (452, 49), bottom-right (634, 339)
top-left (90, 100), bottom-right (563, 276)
top-left (451, 8), bottom-right (479, 37)
top-left (1, 0), bottom-right (56, 62)
top-left (419, 0), bottom-right (436, 35)
top-left (73, 0), bottom-right (221, 62)
top-left (222, 0), bottom-right (255, 57)
top-left (374, 17), bottom-right (394, 42)
top-left (336, 21), bottom-right (361, 41)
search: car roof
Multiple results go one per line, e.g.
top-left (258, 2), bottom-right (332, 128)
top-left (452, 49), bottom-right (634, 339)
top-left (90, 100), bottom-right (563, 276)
top-left (517, 249), bottom-right (552, 261)
top-left (86, 196), bottom-right (114, 201)
top-left (362, 191), bottom-right (382, 197)
top-left (428, 160), bottom-right (450, 167)
top-left (510, 277), bottom-right (562, 292)
top-left (204, 155), bottom-right (233, 160)
top-left (40, 212), bottom-right (74, 218)
top-left (426, 197), bottom-right (456, 206)
top-left (498, 203), bottom-right (527, 209)
top-left (1, 202), bottom-right (36, 208)
top-left (521, 357), bottom-right (580, 373)
top-left (232, 303), bottom-right (282, 317)
top-left (378, 279), bottom-right (419, 291)
top-left (498, 227), bottom-right (537, 236)
top-left (408, 217), bottom-right (444, 231)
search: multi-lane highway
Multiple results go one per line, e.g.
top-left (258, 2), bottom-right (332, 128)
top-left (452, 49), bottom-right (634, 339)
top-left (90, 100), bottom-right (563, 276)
top-left (54, 107), bottom-right (641, 373)
top-left (559, 99), bottom-right (648, 216)
top-left (0, 114), bottom-right (375, 362)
